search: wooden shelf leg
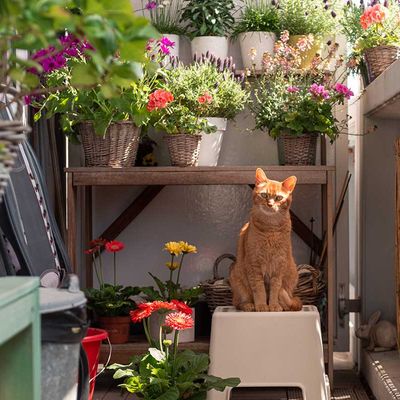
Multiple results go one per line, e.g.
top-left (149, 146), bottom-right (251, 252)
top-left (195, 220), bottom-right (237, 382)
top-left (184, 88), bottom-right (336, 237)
top-left (84, 186), bottom-right (93, 287)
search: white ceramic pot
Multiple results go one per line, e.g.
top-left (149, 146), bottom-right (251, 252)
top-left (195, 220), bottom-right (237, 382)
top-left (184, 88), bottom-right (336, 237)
top-left (149, 308), bottom-right (195, 343)
top-left (198, 117), bottom-right (228, 166)
top-left (161, 33), bottom-right (180, 59)
top-left (238, 31), bottom-right (276, 70)
top-left (191, 36), bottom-right (228, 60)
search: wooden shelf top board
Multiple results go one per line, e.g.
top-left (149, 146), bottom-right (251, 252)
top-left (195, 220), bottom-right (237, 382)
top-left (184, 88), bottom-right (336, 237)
top-left (66, 166), bottom-right (334, 186)
top-left (361, 58), bottom-right (400, 119)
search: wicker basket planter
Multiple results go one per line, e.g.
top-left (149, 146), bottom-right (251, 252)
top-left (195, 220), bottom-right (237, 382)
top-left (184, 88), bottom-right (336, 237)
top-left (277, 132), bottom-right (318, 166)
top-left (364, 45), bottom-right (400, 82)
top-left (164, 134), bottom-right (202, 167)
top-left (78, 121), bottom-right (140, 168)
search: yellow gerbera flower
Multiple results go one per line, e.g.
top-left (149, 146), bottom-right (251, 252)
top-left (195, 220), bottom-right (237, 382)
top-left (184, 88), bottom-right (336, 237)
top-left (166, 262), bottom-right (180, 271)
top-left (164, 241), bottom-right (182, 256)
top-left (179, 241), bottom-right (197, 254)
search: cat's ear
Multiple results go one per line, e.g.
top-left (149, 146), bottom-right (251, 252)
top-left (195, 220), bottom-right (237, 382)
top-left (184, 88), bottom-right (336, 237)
top-left (282, 176), bottom-right (297, 193)
top-left (255, 168), bottom-right (268, 186)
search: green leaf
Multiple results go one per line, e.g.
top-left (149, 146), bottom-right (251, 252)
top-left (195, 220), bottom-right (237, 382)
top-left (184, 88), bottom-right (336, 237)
top-left (149, 348), bottom-right (166, 362)
top-left (113, 368), bottom-right (135, 379)
top-left (71, 63), bottom-right (98, 86)
top-left (154, 387), bottom-right (180, 400)
top-left (119, 40), bottom-right (147, 62)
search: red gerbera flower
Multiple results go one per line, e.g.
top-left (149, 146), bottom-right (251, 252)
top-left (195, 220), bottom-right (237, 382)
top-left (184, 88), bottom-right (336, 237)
top-left (84, 246), bottom-right (99, 255)
top-left (130, 303), bottom-right (153, 323)
top-left (164, 312), bottom-right (194, 331)
top-left (151, 300), bottom-right (177, 312)
top-left (105, 240), bottom-right (125, 253)
top-left (90, 238), bottom-right (107, 247)
top-left (170, 300), bottom-right (192, 315)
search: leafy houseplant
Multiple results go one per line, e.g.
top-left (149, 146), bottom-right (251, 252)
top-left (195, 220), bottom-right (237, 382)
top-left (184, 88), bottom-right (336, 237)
top-left (84, 239), bottom-right (140, 343)
top-left (340, 0), bottom-right (400, 83)
top-left (30, 37), bottom-right (172, 167)
top-left (154, 55), bottom-right (248, 165)
top-left (232, 0), bottom-right (280, 71)
top-left (181, 0), bottom-right (235, 59)
top-left (109, 300), bottom-right (240, 398)
top-left (140, 241), bottom-right (202, 343)
top-left (0, 0), bottom-right (156, 196)
top-left (278, 0), bottom-right (338, 68)
top-left (253, 31), bottom-right (353, 165)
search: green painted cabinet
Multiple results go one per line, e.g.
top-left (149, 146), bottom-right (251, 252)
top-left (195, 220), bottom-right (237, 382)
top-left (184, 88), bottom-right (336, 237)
top-left (0, 277), bottom-right (40, 400)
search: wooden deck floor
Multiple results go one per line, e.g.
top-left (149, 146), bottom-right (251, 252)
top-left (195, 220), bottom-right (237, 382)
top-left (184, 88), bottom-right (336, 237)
top-left (94, 370), bottom-right (374, 400)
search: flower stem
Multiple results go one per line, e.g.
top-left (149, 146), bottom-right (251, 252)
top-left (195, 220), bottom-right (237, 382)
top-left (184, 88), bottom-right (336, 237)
top-left (173, 329), bottom-right (179, 363)
top-left (176, 254), bottom-right (185, 287)
top-left (98, 248), bottom-right (104, 288)
top-left (143, 319), bottom-right (153, 347)
top-left (92, 254), bottom-right (101, 287)
top-left (159, 324), bottom-right (164, 353)
top-left (168, 254), bottom-right (174, 300)
top-left (113, 252), bottom-right (117, 286)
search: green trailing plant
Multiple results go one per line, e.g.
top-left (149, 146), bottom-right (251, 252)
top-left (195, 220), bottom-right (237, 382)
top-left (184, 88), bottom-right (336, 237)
top-left (232, 0), bottom-right (280, 38)
top-left (181, 0), bottom-right (235, 37)
top-left (278, 0), bottom-right (338, 37)
top-left (141, 0), bottom-right (185, 35)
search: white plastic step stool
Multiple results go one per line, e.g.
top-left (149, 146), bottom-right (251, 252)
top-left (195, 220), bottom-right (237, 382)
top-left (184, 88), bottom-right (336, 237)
top-left (208, 305), bottom-right (330, 400)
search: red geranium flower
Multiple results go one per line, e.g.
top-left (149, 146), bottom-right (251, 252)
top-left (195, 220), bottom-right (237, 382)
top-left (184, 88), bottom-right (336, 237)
top-left (130, 303), bottom-right (153, 323)
top-left (105, 240), bottom-right (125, 253)
top-left (164, 312), bottom-right (194, 331)
top-left (147, 89), bottom-right (174, 112)
top-left (170, 300), bottom-right (192, 315)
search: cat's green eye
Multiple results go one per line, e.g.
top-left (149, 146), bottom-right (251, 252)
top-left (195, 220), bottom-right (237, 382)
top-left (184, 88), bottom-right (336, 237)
top-left (275, 195), bottom-right (283, 201)
top-left (260, 193), bottom-right (267, 199)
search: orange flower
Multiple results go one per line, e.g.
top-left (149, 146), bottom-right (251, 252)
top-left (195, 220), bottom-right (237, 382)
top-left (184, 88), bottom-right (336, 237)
top-left (105, 240), bottom-right (125, 253)
top-left (360, 4), bottom-right (387, 29)
top-left (130, 303), bottom-right (153, 323)
top-left (151, 300), bottom-right (177, 312)
top-left (198, 92), bottom-right (213, 105)
top-left (147, 89), bottom-right (174, 112)
top-left (164, 312), bottom-right (194, 330)
top-left (170, 300), bottom-right (192, 315)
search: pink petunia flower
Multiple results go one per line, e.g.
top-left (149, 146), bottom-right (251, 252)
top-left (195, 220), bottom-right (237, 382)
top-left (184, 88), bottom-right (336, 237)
top-left (160, 36), bottom-right (175, 48)
top-left (146, 1), bottom-right (157, 10)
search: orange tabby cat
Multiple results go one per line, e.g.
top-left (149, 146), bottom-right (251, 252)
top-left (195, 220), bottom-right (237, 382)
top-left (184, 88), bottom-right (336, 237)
top-left (230, 168), bottom-right (302, 312)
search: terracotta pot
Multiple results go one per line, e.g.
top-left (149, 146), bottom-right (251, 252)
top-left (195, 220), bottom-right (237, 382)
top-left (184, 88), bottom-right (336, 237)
top-left (97, 316), bottom-right (130, 344)
top-left (288, 35), bottom-right (322, 69)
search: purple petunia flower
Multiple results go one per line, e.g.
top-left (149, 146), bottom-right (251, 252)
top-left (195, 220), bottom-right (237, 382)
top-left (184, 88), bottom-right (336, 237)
top-left (160, 36), bottom-right (175, 48)
top-left (146, 1), bottom-right (157, 10)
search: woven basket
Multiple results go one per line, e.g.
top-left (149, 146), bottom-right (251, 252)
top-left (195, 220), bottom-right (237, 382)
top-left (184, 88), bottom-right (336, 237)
top-left (201, 254), bottom-right (236, 313)
top-left (277, 133), bottom-right (318, 165)
top-left (202, 260), bottom-right (325, 312)
top-left (164, 134), bottom-right (202, 167)
top-left (78, 121), bottom-right (140, 168)
top-left (293, 264), bottom-right (326, 306)
top-left (364, 45), bottom-right (400, 82)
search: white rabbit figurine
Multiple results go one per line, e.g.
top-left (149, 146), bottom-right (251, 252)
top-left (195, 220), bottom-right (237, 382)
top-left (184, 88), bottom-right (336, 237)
top-left (356, 310), bottom-right (397, 352)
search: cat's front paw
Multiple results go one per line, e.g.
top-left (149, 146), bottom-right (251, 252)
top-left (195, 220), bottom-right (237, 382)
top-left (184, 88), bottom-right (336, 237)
top-left (255, 304), bottom-right (270, 312)
top-left (269, 304), bottom-right (283, 312)
top-left (240, 302), bottom-right (255, 312)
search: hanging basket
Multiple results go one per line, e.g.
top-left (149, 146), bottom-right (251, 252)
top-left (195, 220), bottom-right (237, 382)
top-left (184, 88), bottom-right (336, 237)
top-left (164, 134), bottom-right (202, 167)
top-left (364, 45), bottom-right (400, 82)
top-left (78, 121), bottom-right (140, 168)
top-left (201, 254), bottom-right (236, 313)
top-left (277, 132), bottom-right (318, 166)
